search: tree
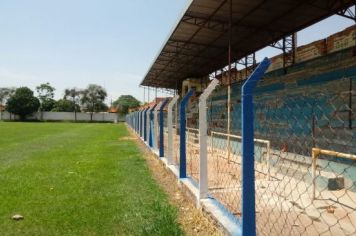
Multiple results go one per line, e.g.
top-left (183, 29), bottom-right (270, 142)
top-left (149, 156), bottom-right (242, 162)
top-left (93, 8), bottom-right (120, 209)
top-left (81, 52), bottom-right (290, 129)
top-left (41, 99), bottom-right (56, 112)
top-left (6, 87), bottom-right (40, 120)
top-left (51, 99), bottom-right (78, 112)
top-left (36, 82), bottom-right (56, 111)
top-left (64, 88), bottom-right (81, 121)
top-left (81, 84), bottom-right (107, 121)
top-left (113, 95), bottom-right (140, 115)
top-left (0, 87), bottom-right (15, 120)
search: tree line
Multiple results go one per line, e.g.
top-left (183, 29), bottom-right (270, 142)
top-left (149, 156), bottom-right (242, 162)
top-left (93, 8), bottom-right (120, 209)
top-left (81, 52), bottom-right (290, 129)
top-left (0, 83), bottom-right (140, 120)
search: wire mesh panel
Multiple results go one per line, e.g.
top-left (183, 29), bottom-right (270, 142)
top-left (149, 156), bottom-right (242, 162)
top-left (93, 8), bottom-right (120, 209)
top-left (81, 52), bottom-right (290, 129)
top-left (172, 100), bottom-right (180, 166)
top-left (253, 75), bottom-right (356, 235)
top-left (162, 108), bottom-right (169, 158)
top-left (206, 85), bottom-right (245, 217)
top-left (186, 95), bottom-right (199, 182)
top-left (208, 130), bottom-right (242, 215)
top-left (153, 108), bottom-right (159, 151)
top-left (186, 127), bottom-right (199, 181)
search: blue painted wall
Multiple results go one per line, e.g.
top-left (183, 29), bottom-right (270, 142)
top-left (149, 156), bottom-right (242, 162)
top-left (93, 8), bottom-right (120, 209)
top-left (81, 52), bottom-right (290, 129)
top-left (207, 49), bottom-right (356, 156)
top-left (204, 48), bottom-right (356, 189)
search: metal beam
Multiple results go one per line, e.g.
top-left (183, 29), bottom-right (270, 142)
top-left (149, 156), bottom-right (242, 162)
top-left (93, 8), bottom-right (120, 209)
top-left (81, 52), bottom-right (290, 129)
top-left (151, 0), bottom-right (228, 83)
top-left (143, 0), bottom-right (354, 89)
top-left (270, 33), bottom-right (297, 72)
top-left (182, 14), bottom-right (228, 32)
top-left (337, 5), bottom-right (356, 21)
top-left (167, 39), bottom-right (227, 50)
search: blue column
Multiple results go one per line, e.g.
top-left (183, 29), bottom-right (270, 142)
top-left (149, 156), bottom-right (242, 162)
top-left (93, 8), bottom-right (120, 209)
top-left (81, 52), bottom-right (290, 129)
top-left (179, 89), bottom-right (194, 178)
top-left (159, 98), bottom-right (169, 157)
top-left (241, 57), bottom-right (270, 236)
top-left (149, 104), bottom-right (157, 148)
top-left (143, 107), bottom-right (149, 142)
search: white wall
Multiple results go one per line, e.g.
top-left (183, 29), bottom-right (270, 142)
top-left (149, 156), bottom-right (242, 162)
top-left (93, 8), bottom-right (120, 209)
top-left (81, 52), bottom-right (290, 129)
top-left (0, 111), bottom-right (125, 122)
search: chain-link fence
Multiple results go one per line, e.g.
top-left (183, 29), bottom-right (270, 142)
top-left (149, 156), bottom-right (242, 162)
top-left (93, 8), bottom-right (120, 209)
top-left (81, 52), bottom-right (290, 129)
top-left (127, 56), bottom-right (356, 236)
top-left (207, 86), bottom-right (242, 215)
top-left (205, 84), bottom-right (270, 219)
top-left (164, 97), bottom-right (179, 166)
top-left (172, 100), bottom-right (180, 166)
top-left (163, 98), bottom-right (181, 167)
top-left (186, 95), bottom-right (200, 183)
top-left (153, 106), bottom-right (160, 152)
top-left (253, 75), bottom-right (356, 235)
top-left (162, 105), bottom-right (169, 158)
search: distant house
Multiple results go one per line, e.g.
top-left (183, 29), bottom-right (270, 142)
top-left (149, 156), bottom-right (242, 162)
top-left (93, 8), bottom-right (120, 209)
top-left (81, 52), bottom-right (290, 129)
top-left (108, 107), bottom-right (118, 113)
top-left (0, 104), bottom-right (5, 112)
top-left (135, 97), bottom-right (172, 112)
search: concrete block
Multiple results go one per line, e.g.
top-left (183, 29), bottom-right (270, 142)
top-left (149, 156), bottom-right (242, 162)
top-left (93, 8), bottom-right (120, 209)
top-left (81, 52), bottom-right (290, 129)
top-left (328, 177), bottom-right (344, 191)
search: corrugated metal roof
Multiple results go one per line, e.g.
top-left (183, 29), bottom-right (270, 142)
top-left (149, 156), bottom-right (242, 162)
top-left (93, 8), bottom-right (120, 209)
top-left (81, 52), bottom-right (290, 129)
top-left (141, 0), bottom-right (354, 89)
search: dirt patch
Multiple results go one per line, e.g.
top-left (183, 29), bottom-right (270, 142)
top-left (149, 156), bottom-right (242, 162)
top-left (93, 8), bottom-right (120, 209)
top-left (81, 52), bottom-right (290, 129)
top-left (128, 128), bottom-right (223, 235)
top-left (119, 136), bottom-right (138, 141)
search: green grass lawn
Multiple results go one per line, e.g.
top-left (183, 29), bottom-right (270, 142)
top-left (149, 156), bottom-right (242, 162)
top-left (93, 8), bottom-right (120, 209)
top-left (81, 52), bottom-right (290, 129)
top-left (0, 122), bottom-right (182, 236)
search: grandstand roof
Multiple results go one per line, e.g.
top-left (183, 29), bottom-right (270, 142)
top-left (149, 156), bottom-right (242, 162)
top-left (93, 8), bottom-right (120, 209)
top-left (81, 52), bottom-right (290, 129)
top-left (141, 0), bottom-right (354, 89)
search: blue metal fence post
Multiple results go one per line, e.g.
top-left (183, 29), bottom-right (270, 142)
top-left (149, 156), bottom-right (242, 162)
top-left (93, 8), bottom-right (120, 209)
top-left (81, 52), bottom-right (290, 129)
top-left (149, 104), bottom-right (157, 148)
top-left (159, 98), bottom-right (169, 157)
top-left (241, 57), bottom-right (270, 236)
top-left (143, 107), bottom-right (149, 142)
top-left (179, 89), bottom-right (194, 178)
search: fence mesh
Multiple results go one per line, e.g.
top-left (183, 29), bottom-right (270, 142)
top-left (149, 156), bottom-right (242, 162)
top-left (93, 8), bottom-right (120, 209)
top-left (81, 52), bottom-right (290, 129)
top-left (186, 95), bottom-right (200, 182)
top-left (127, 50), bottom-right (355, 236)
top-left (153, 108), bottom-right (159, 151)
top-left (162, 107), bottom-right (169, 158)
top-left (172, 100), bottom-right (180, 166)
top-left (253, 76), bottom-right (356, 235)
top-left (160, 99), bottom-right (181, 165)
top-left (206, 84), bottom-right (266, 218)
top-left (206, 86), bottom-right (241, 216)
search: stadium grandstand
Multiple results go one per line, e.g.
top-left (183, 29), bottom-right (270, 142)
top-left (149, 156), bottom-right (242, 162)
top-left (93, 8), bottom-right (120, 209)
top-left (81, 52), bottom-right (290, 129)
top-left (127, 1), bottom-right (356, 235)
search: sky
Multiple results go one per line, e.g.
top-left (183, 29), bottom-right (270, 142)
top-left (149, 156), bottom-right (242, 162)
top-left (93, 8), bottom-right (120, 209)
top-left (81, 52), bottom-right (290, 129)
top-left (0, 1), bottom-right (354, 104)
